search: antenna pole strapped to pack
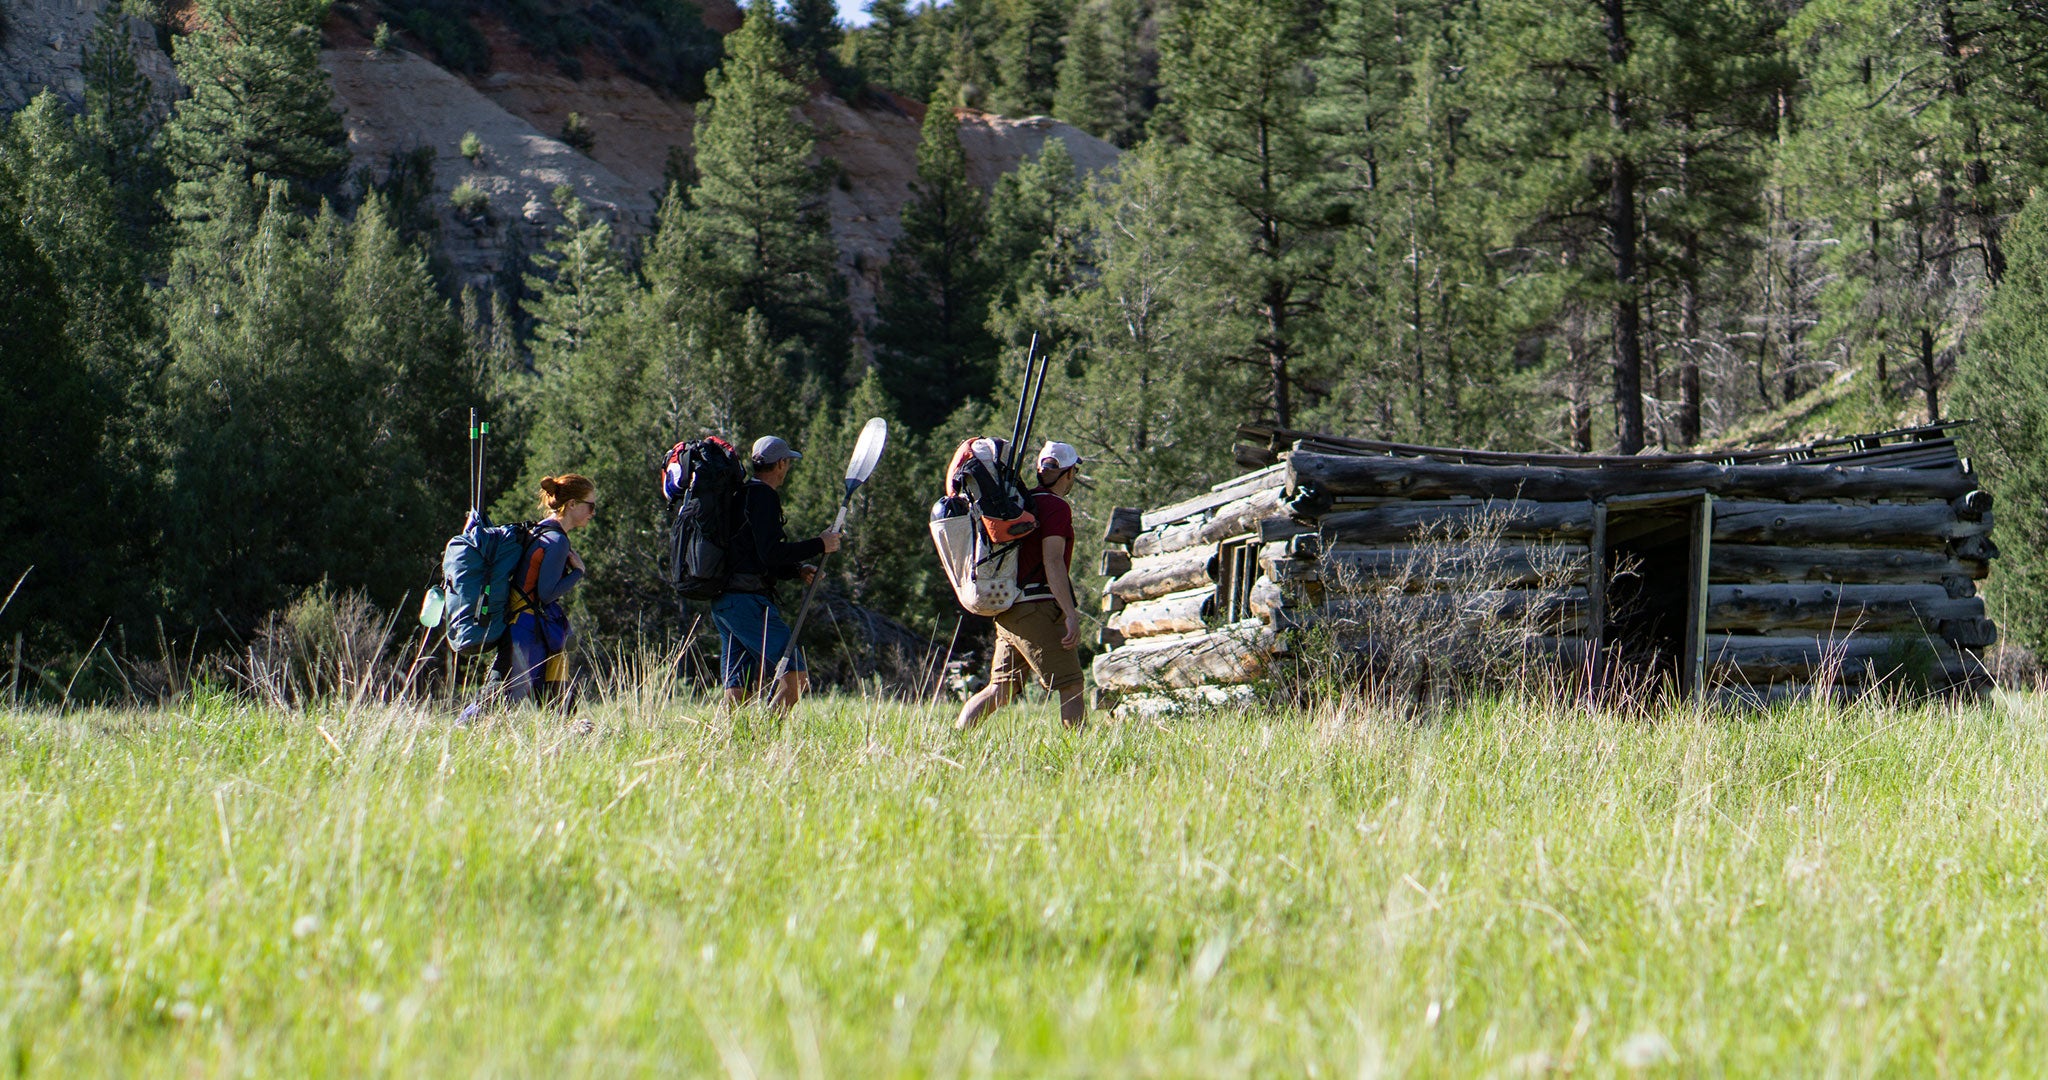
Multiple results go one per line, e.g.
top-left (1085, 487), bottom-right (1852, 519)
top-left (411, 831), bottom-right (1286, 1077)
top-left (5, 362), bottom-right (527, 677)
top-left (1006, 334), bottom-right (1043, 473)
top-left (1017, 334), bottom-right (1050, 474)
top-left (468, 408), bottom-right (480, 519)
top-left (772, 418), bottom-right (890, 685)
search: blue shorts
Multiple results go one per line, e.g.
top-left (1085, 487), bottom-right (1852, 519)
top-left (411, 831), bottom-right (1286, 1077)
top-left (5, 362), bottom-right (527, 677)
top-left (501, 605), bottom-right (573, 702)
top-left (710, 592), bottom-right (804, 689)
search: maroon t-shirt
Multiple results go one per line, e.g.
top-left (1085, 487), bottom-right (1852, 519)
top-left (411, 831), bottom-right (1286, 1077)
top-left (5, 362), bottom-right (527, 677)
top-left (1015, 489), bottom-right (1074, 603)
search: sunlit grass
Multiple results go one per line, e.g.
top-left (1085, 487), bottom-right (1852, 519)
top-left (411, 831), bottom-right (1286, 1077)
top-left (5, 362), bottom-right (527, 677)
top-left (3, 689), bottom-right (2045, 1075)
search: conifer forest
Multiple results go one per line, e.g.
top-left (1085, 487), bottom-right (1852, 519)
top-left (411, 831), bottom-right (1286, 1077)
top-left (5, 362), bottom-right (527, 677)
top-left (7, 0), bottom-right (2048, 683)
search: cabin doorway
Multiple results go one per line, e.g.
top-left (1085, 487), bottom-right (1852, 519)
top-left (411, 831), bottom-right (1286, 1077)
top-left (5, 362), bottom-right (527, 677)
top-left (1593, 493), bottom-right (1713, 694)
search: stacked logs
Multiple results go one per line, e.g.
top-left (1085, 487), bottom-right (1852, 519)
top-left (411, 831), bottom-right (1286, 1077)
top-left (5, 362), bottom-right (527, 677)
top-left (1093, 465), bottom-right (1291, 709)
top-left (1091, 442), bottom-right (2000, 710)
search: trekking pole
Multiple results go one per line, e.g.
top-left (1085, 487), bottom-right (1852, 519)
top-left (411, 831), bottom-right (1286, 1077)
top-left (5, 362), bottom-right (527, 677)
top-left (772, 418), bottom-right (890, 685)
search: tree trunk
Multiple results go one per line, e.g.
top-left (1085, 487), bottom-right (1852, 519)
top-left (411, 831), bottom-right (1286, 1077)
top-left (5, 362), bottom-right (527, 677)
top-left (1267, 292), bottom-right (1293, 429)
top-left (1921, 325), bottom-right (1940, 422)
top-left (1568, 325), bottom-right (1594, 452)
top-left (1606, 0), bottom-right (1644, 454)
top-left (1678, 254), bottom-right (1702, 446)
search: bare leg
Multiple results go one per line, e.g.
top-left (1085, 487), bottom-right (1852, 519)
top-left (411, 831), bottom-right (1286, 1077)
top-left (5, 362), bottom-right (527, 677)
top-left (955, 682), bottom-right (1017, 732)
top-left (771, 671), bottom-right (808, 713)
top-left (1057, 684), bottom-right (1087, 729)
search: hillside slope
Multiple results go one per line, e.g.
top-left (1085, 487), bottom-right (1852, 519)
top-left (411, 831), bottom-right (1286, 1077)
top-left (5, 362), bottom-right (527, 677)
top-left (4, 0), bottom-right (1119, 321)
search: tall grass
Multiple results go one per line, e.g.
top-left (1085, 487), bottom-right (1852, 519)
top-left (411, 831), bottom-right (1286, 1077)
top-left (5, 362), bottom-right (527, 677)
top-left (4, 689), bottom-right (2047, 1075)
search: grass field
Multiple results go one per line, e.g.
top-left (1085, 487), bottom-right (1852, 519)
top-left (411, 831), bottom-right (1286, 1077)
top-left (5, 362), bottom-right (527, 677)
top-left (4, 689), bottom-right (2046, 1076)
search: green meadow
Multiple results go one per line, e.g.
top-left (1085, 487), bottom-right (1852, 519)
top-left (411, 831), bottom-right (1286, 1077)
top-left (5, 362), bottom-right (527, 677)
top-left (4, 691), bottom-right (2045, 1076)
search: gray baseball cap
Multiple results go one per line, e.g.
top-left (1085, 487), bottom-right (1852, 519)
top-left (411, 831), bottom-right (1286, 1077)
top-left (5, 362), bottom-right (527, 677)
top-left (750, 435), bottom-right (802, 465)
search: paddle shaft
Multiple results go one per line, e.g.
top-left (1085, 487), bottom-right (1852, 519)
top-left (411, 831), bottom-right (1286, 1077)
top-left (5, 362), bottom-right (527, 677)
top-left (770, 498), bottom-right (851, 682)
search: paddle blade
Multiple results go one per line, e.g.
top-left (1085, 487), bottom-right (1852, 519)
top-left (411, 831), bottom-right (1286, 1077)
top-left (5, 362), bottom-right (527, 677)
top-left (846, 417), bottom-right (889, 483)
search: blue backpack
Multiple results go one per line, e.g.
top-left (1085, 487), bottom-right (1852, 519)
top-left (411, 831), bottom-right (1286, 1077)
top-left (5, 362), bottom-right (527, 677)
top-left (440, 513), bottom-right (544, 654)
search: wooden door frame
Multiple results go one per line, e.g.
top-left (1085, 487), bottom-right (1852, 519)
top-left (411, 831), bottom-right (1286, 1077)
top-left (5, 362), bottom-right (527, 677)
top-left (1588, 490), bottom-right (1715, 695)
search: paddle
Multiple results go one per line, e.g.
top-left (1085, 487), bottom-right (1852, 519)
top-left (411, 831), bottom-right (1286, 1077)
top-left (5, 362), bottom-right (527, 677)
top-left (772, 418), bottom-right (890, 683)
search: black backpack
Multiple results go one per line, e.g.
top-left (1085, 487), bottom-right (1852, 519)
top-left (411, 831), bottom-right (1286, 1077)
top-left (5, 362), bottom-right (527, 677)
top-left (663, 437), bottom-right (746, 600)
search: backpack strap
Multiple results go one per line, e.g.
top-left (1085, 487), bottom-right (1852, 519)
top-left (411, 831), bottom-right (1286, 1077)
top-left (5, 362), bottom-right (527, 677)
top-left (509, 520), bottom-right (561, 613)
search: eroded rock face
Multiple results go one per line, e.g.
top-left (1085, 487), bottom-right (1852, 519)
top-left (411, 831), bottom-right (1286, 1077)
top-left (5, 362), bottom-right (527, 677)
top-left (324, 45), bottom-right (655, 292)
top-left (455, 66), bottom-right (1118, 321)
top-left (809, 96), bottom-right (1120, 323)
top-left (0, 3), bottom-right (176, 112)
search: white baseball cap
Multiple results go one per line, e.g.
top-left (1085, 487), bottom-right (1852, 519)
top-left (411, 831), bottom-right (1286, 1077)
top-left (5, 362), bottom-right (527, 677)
top-left (1037, 441), bottom-right (1084, 471)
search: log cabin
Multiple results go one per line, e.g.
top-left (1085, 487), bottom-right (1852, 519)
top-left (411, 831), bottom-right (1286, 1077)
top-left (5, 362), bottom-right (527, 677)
top-left (1092, 423), bottom-right (1997, 714)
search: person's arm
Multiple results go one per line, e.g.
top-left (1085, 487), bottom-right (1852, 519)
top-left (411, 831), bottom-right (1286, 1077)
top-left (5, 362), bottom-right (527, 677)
top-left (749, 485), bottom-right (825, 574)
top-left (529, 533), bottom-right (584, 603)
top-left (1043, 534), bottom-right (1080, 650)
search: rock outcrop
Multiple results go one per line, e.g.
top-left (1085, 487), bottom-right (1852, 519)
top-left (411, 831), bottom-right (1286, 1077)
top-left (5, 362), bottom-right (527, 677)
top-left (324, 44), bottom-right (655, 290)
top-left (0, 4), bottom-right (176, 112)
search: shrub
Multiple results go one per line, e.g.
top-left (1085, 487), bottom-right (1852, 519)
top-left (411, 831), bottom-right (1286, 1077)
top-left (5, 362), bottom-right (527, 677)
top-left (372, 21), bottom-right (393, 52)
top-left (396, 2), bottom-right (489, 73)
top-left (459, 130), bottom-right (483, 165)
top-left (235, 584), bottom-right (397, 707)
top-left (1284, 502), bottom-right (1585, 718)
top-left (561, 111), bottom-right (596, 153)
top-left (450, 180), bottom-right (490, 218)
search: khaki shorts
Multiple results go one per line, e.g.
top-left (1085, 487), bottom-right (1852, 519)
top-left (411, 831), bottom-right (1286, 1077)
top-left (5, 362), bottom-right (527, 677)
top-left (991, 600), bottom-right (1085, 693)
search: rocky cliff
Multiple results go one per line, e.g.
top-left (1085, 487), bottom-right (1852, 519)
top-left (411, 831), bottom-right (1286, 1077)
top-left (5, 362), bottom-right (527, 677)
top-left (3, 0), bottom-right (1119, 322)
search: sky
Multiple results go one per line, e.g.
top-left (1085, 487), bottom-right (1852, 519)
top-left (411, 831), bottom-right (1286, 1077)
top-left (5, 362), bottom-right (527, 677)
top-left (836, 0), bottom-right (874, 27)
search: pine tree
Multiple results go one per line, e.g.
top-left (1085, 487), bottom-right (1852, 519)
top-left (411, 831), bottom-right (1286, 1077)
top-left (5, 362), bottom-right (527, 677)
top-left (159, 0), bottom-right (348, 236)
top-left (522, 188), bottom-right (633, 368)
top-left (1049, 148), bottom-right (1252, 514)
top-left (1154, 0), bottom-right (1336, 430)
top-left (1639, 5), bottom-right (1790, 446)
top-left (785, 0), bottom-right (843, 79)
top-left (155, 185), bottom-right (352, 626)
top-left (336, 194), bottom-right (475, 577)
top-left (847, 0), bottom-right (964, 104)
top-left (1462, 0), bottom-right (1790, 451)
top-left (1309, 0), bottom-right (1523, 447)
top-left (899, 6), bottom-right (952, 103)
top-left (0, 181), bottom-right (125, 647)
top-left (1784, 0), bottom-right (2048, 424)
top-left (506, 191), bottom-right (681, 630)
top-left (1953, 195), bottom-right (2048, 651)
top-left (941, 0), bottom-right (1003, 107)
top-left (511, 190), bottom-right (637, 496)
top-left (991, 0), bottom-right (1067, 116)
top-left (872, 98), bottom-right (1000, 431)
top-left (78, 3), bottom-right (169, 251)
top-left (984, 136), bottom-right (1084, 348)
top-left (682, 0), bottom-right (852, 386)
top-left (1098, 0), bottom-right (1155, 147)
top-left (2, 93), bottom-right (149, 392)
top-left (778, 372), bottom-right (941, 637)
top-left (847, 0), bottom-right (916, 92)
top-left (640, 187), bottom-right (791, 440)
top-left (1052, 0), bottom-right (1117, 139)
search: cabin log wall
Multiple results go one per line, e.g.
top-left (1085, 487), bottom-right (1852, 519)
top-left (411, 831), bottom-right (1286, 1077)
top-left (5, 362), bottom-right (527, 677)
top-left (1092, 428), bottom-right (1996, 714)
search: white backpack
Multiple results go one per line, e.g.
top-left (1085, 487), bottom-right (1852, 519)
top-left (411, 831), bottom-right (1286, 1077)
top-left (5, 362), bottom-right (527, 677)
top-left (930, 512), bottom-right (1024, 616)
top-left (930, 438), bottom-right (1038, 616)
